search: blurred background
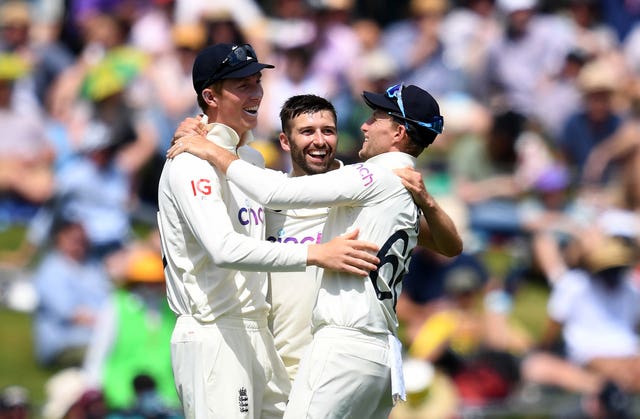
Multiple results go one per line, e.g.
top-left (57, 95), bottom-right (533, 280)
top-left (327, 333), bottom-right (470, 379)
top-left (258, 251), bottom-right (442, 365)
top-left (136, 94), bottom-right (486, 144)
top-left (1, 0), bottom-right (640, 417)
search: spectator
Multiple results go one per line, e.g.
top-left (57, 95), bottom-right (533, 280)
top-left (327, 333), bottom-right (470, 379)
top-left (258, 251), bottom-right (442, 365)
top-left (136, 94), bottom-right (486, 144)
top-left (406, 266), bottom-right (530, 407)
top-left (32, 215), bottom-right (112, 368)
top-left (440, 0), bottom-right (501, 87)
top-left (532, 48), bottom-right (590, 141)
top-left (583, 79), bottom-right (640, 212)
top-left (51, 55), bottom-right (157, 258)
top-left (0, 53), bottom-right (55, 226)
top-left (450, 110), bottom-right (527, 240)
top-left (83, 247), bottom-right (180, 413)
top-left (257, 44), bottom-right (336, 141)
top-left (397, 247), bottom-right (489, 343)
top-left (557, 58), bottom-right (624, 185)
top-left (542, 229), bottom-right (640, 394)
top-left (0, 0), bottom-right (75, 116)
top-left (522, 225), bottom-right (639, 417)
top-left (381, 0), bottom-right (464, 98)
top-left (479, 0), bottom-right (569, 116)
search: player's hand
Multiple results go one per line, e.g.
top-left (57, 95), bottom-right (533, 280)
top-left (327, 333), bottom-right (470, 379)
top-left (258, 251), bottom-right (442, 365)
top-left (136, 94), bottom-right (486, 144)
top-left (308, 229), bottom-right (379, 276)
top-left (167, 134), bottom-right (214, 160)
top-left (171, 115), bottom-right (207, 146)
top-left (393, 167), bottom-right (436, 210)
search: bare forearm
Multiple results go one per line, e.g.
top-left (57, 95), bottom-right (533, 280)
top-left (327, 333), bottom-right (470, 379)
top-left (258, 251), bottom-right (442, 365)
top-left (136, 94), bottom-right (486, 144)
top-left (167, 133), bottom-right (239, 173)
top-left (418, 198), bottom-right (463, 257)
top-left (393, 167), bottom-right (463, 256)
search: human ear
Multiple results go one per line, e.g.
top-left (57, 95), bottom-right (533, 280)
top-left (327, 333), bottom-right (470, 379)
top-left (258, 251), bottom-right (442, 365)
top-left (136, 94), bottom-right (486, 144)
top-left (279, 132), bottom-right (291, 152)
top-left (202, 89), bottom-right (216, 106)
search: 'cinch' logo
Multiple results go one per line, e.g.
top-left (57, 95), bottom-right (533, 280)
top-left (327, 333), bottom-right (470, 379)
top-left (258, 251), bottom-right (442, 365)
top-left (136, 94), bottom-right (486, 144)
top-left (354, 163), bottom-right (374, 187)
top-left (267, 232), bottom-right (322, 244)
top-left (238, 207), bottom-right (264, 226)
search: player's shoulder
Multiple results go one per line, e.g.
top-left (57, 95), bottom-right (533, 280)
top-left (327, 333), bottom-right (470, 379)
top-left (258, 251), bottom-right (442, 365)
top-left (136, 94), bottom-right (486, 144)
top-left (166, 153), bottom-right (223, 183)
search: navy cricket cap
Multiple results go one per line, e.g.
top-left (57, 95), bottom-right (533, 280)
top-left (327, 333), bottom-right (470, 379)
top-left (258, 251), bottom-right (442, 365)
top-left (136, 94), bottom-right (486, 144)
top-left (362, 84), bottom-right (443, 146)
top-left (192, 43), bottom-right (275, 94)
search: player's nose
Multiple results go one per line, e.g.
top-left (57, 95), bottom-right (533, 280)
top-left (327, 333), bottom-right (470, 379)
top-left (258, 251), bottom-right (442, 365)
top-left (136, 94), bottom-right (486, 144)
top-left (312, 130), bottom-right (327, 144)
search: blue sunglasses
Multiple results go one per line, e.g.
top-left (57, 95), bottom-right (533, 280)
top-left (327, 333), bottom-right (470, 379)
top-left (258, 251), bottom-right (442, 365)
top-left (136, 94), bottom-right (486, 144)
top-left (385, 83), bottom-right (444, 135)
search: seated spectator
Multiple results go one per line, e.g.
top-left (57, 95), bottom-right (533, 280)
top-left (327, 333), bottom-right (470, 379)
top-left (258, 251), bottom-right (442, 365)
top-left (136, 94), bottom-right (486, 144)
top-left (450, 110), bottom-right (529, 240)
top-left (406, 266), bottom-right (531, 408)
top-left (542, 230), bottom-right (640, 392)
top-left (522, 224), bottom-right (639, 418)
top-left (397, 247), bottom-right (489, 343)
top-left (32, 215), bottom-right (112, 368)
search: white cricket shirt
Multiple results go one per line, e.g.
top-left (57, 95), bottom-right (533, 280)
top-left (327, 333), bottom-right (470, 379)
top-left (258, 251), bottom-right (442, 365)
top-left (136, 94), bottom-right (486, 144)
top-left (266, 199), bottom-right (328, 378)
top-left (157, 122), bottom-right (307, 323)
top-left (227, 152), bottom-right (420, 336)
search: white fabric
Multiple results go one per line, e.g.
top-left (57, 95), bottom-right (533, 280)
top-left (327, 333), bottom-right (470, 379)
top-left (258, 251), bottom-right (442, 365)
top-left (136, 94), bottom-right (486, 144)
top-left (283, 326), bottom-right (393, 419)
top-left (157, 122), bottom-right (307, 323)
top-left (548, 269), bottom-right (640, 365)
top-left (226, 151), bottom-right (420, 410)
top-left (266, 205), bottom-right (328, 382)
top-left (388, 334), bottom-right (406, 404)
top-left (171, 315), bottom-right (289, 419)
top-left (156, 121), bottom-right (307, 417)
top-left (227, 151), bottom-right (420, 337)
top-left (265, 162), bottom-right (343, 383)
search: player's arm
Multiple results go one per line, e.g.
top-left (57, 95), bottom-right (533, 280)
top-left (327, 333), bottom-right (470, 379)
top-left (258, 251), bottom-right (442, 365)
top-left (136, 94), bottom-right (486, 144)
top-left (394, 167), bottom-right (463, 257)
top-left (168, 130), bottom-right (239, 173)
top-left (169, 130), bottom-right (371, 209)
top-left (170, 155), bottom-right (378, 275)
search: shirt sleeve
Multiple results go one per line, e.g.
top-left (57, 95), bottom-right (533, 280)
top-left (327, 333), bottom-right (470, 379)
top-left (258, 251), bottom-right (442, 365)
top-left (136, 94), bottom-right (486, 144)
top-left (547, 270), bottom-right (583, 323)
top-left (169, 155), bottom-right (306, 271)
top-left (226, 159), bottom-right (377, 210)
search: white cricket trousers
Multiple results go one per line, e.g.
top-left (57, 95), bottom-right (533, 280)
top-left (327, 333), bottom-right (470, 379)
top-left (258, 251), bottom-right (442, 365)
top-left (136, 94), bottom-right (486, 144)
top-left (171, 315), bottom-right (290, 419)
top-left (284, 326), bottom-right (394, 419)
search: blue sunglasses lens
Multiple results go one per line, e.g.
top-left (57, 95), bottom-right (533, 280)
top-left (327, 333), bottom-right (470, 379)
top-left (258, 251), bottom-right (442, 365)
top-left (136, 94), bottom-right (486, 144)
top-left (385, 83), bottom-right (443, 134)
top-left (223, 44), bottom-right (257, 67)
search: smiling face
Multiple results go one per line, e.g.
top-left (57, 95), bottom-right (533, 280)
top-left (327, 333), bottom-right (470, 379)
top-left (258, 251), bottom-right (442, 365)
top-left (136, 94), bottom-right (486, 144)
top-left (206, 73), bottom-right (264, 138)
top-left (280, 110), bottom-right (338, 176)
top-left (358, 109), bottom-right (400, 160)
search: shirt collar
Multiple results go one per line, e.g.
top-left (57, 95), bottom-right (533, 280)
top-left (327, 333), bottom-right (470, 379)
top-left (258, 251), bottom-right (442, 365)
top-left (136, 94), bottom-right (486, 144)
top-left (202, 116), bottom-right (255, 153)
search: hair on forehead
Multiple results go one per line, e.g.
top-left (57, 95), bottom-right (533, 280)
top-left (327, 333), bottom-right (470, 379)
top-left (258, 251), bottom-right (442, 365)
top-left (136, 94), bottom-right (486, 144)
top-left (279, 94), bottom-right (337, 135)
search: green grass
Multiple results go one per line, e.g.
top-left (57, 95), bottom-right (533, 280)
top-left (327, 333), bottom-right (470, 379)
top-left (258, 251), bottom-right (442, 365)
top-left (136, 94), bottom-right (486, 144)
top-left (0, 308), bottom-right (54, 409)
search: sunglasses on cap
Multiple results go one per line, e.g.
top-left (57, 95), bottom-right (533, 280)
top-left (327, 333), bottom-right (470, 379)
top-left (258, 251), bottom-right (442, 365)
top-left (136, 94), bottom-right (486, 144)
top-left (385, 83), bottom-right (444, 135)
top-left (202, 44), bottom-right (258, 88)
top-left (222, 44), bottom-right (257, 66)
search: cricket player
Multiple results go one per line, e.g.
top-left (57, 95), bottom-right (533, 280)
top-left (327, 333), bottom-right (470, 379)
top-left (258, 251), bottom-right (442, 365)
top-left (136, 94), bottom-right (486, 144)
top-left (156, 43), bottom-right (380, 419)
top-left (168, 83), bottom-right (462, 418)
top-left (264, 95), bottom-right (342, 383)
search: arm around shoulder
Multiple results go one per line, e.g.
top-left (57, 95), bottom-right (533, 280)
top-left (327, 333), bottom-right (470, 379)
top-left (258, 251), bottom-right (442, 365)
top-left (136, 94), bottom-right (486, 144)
top-left (394, 167), bottom-right (463, 256)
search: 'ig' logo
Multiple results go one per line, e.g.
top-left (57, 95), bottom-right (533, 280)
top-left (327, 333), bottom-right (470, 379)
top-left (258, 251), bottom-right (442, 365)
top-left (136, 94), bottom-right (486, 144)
top-left (190, 179), bottom-right (212, 196)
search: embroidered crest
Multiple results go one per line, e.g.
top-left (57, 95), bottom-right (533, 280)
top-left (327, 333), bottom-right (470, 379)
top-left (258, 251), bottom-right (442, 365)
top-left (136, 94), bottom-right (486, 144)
top-left (239, 387), bottom-right (249, 413)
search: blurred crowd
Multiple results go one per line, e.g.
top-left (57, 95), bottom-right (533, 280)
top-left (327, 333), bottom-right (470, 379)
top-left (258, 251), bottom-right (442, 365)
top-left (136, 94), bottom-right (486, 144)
top-left (1, 0), bottom-right (640, 417)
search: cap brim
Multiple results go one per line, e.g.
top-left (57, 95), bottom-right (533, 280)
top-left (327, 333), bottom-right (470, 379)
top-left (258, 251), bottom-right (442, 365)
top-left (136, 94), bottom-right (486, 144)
top-left (362, 91), bottom-right (399, 113)
top-left (219, 61), bottom-right (275, 81)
